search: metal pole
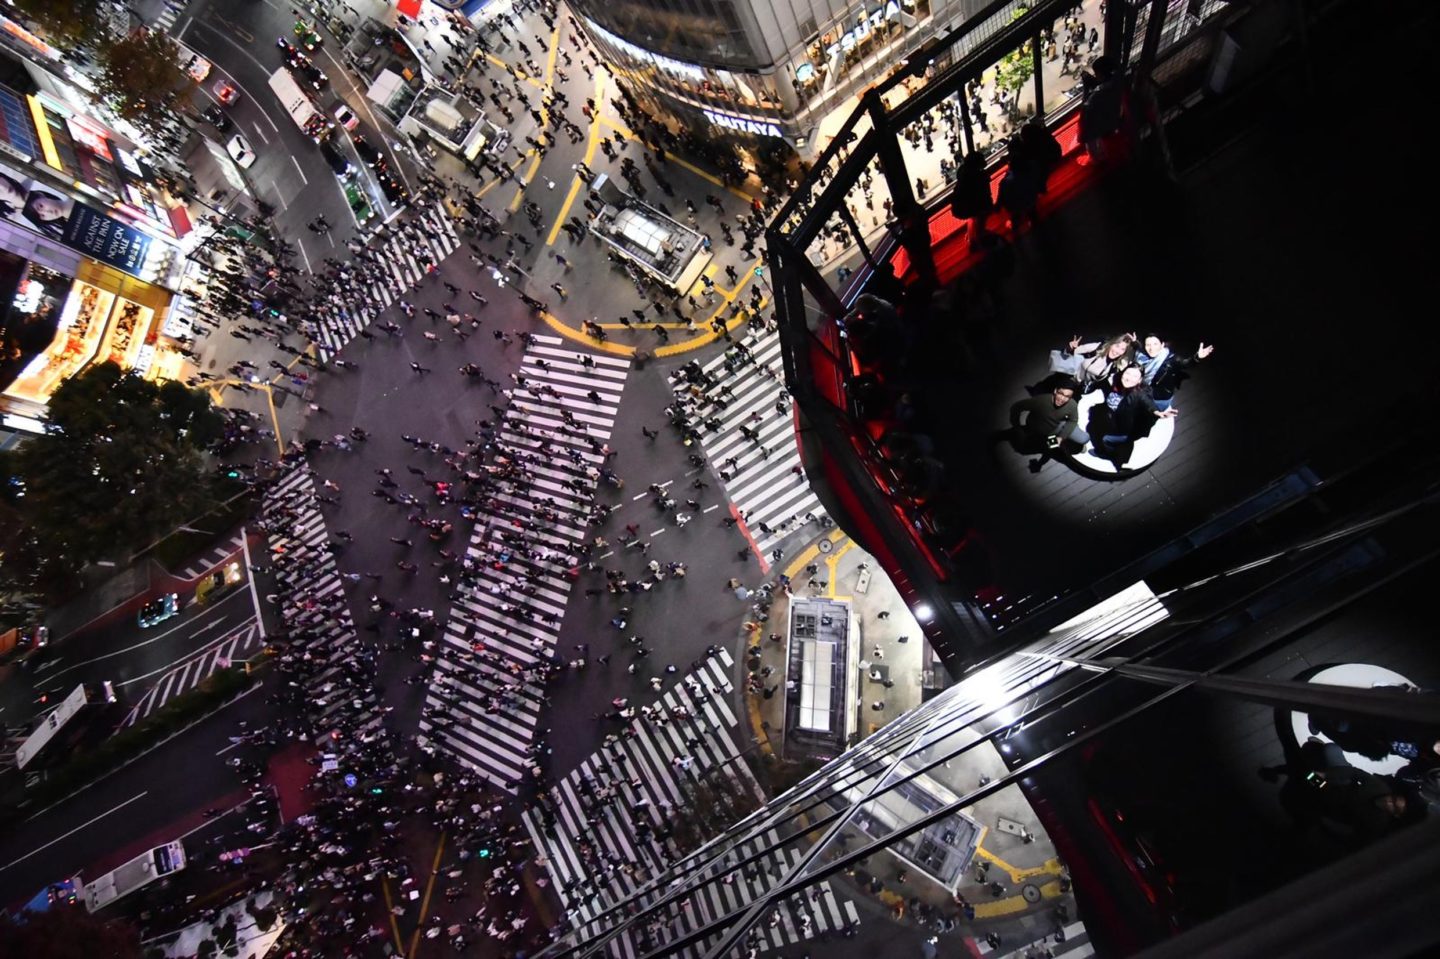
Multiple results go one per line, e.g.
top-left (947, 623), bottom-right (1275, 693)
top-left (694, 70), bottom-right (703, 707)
top-left (1031, 31), bottom-right (1044, 119)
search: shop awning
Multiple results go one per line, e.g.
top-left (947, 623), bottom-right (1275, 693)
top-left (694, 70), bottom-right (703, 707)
top-left (396, 0), bottom-right (422, 19)
top-left (166, 204), bottom-right (193, 237)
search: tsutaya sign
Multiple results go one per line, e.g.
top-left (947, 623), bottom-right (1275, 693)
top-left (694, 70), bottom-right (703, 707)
top-left (703, 108), bottom-right (784, 139)
top-left (825, 0), bottom-right (916, 87)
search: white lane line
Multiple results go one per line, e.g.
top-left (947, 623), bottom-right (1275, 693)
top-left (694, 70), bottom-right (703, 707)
top-left (290, 155), bottom-right (309, 186)
top-left (9, 792), bottom-right (150, 864)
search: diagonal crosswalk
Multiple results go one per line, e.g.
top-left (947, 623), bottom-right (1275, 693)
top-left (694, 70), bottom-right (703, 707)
top-left (121, 621), bottom-right (264, 726)
top-left (689, 329), bottom-right (828, 556)
top-left (522, 651), bottom-right (861, 958)
top-left (419, 334), bottom-right (631, 791)
top-left (312, 201), bottom-right (462, 361)
top-left (260, 464), bottom-right (383, 740)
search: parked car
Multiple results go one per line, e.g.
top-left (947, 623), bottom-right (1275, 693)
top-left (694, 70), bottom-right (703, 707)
top-left (202, 106), bottom-right (232, 132)
top-left (226, 134), bottom-right (256, 168)
top-left (212, 78), bottom-right (240, 106)
top-left (138, 593), bottom-right (180, 628)
top-left (319, 138), bottom-right (353, 177)
top-left (351, 133), bottom-right (384, 169)
top-left (376, 170), bottom-right (408, 206)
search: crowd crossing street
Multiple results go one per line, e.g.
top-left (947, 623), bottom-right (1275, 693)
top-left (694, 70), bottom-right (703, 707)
top-left (419, 333), bottom-right (632, 790)
top-left (120, 621), bottom-right (265, 726)
top-left (522, 648), bottom-right (862, 957)
top-left (310, 201), bottom-right (463, 361)
top-left (679, 328), bottom-right (830, 559)
top-left (259, 463), bottom-right (385, 742)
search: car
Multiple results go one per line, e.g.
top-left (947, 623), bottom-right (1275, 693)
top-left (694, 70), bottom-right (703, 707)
top-left (226, 134), bottom-right (256, 168)
top-left (291, 60), bottom-right (328, 90)
top-left (213, 78), bottom-right (240, 106)
top-left (344, 181), bottom-right (375, 224)
top-left (294, 18), bottom-right (323, 51)
top-left (277, 37), bottom-right (300, 60)
top-left (334, 104), bottom-right (359, 131)
top-left (351, 134), bottom-right (384, 169)
top-left (318, 138), bottom-right (353, 177)
top-left (138, 593), bottom-right (180, 628)
top-left (202, 105), bottom-right (232, 132)
top-left (376, 170), bottom-right (408, 206)
top-left (195, 561), bottom-right (244, 606)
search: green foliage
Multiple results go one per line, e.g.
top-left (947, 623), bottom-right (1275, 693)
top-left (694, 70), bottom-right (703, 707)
top-left (13, 667), bottom-right (256, 812)
top-left (6, 362), bottom-right (224, 569)
top-left (94, 29), bottom-right (194, 134)
top-left (9, 0), bottom-right (112, 49)
top-left (994, 7), bottom-right (1036, 96)
top-left (0, 904), bottom-right (144, 958)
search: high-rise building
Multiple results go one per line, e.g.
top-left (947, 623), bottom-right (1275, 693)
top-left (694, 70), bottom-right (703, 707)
top-left (569, 0), bottom-right (1008, 154)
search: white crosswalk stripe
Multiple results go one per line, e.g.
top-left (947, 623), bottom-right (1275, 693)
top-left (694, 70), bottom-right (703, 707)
top-left (419, 334), bottom-right (630, 791)
top-left (973, 919), bottom-right (1094, 958)
top-left (155, 0), bottom-right (186, 32)
top-left (522, 652), bottom-right (861, 957)
top-left (123, 621), bottom-right (263, 725)
top-left (260, 465), bottom-right (384, 740)
top-left (687, 329), bottom-right (829, 556)
top-left (173, 529), bottom-right (248, 580)
top-left (312, 201), bottom-right (462, 361)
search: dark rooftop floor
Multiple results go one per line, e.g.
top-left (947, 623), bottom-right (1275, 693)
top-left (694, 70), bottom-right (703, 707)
top-left (887, 26), bottom-right (1436, 610)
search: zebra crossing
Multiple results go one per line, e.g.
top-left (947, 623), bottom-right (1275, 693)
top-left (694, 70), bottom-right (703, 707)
top-left (691, 329), bottom-right (828, 559)
top-left (419, 333), bottom-right (631, 790)
top-left (173, 529), bottom-right (247, 581)
top-left (312, 200), bottom-right (462, 361)
top-left (974, 920), bottom-right (1094, 958)
top-left (523, 651), bottom-right (861, 957)
top-left (155, 0), bottom-right (187, 32)
top-left (121, 621), bottom-right (264, 726)
top-left (261, 464), bottom-right (383, 740)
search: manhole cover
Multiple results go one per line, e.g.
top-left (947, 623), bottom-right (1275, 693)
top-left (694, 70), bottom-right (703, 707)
top-left (1021, 883), bottom-right (1042, 903)
top-left (818, 538), bottom-right (834, 554)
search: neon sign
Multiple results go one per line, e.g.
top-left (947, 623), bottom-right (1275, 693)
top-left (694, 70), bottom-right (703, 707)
top-left (703, 109), bottom-right (784, 139)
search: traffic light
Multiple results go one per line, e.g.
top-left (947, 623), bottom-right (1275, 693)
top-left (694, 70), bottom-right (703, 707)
top-left (226, 469), bottom-right (241, 479)
top-left (477, 848), bottom-right (490, 859)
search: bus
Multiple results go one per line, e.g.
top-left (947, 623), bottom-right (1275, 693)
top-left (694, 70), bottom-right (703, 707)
top-left (268, 68), bottom-right (329, 140)
top-left (15, 682), bottom-right (116, 771)
top-left (83, 840), bottom-right (186, 914)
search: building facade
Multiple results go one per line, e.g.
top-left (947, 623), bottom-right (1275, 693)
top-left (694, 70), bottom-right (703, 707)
top-left (0, 20), bottom-right (219, 443)
top-left (570, 0), bottom-right (1001, 153)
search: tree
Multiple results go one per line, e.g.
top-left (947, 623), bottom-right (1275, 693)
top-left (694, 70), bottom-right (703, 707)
top-left (0, 905), bottom-right (144, 958)
top-left (94, 29), bottom-right (194, 136)
top-left (2, 362), bottom-right (225, 569)
top-left (9, 0), bottom-right (113, 50)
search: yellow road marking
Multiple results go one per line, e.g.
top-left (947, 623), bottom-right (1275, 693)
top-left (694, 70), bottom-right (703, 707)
top-left (546, 74), bottom-right (605, 246)
top-left (379, 877), bottom-right (406, 954)
top-left (507, 27), bottom-right (562, 213)
top-left (972, 879), bottom-right (1065, 918)
top-left (596, 116), bottom-right (752, 200)
top-left (407, 833), bottom-right (448, 958)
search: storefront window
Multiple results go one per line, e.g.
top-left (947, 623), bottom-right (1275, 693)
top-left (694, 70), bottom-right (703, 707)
top-left (792, 0), bottom-right (930, 107)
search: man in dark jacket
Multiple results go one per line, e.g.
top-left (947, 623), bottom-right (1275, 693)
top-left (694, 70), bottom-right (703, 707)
top-left (950, 151), bottom-right (994, 249)
top-left (999, 378), bottom-right (1079, 472)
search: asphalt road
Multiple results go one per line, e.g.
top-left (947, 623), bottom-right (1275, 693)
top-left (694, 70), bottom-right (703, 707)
top-left (174, 0), bottom-right (410, 269)
top-left (1, 554), bottom-right (263, 738)
top-left (0, 671), bottom-right (278, 908)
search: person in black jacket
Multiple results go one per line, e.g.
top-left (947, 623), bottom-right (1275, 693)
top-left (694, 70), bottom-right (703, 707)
top-left (1090, 366), bottom-right (1176, 465)
top-left (1137, 335), bottom-right (1214, 410)
top-left (949, 150), bottom-right (994, 250)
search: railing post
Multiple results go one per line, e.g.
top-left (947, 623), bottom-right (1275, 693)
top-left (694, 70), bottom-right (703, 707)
top-left (863, 90), bottom-right (936, 288)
